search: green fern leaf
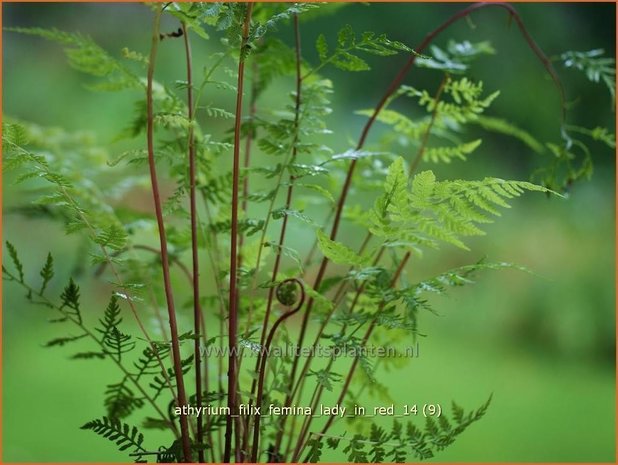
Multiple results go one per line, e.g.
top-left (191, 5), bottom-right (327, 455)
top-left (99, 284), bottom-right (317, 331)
top-left (44, 333), bottom-right (87, 347)
top-left (272, 208), bottom-right (316, 226)
top-left (97, 295), bottom-right (122, 340)
top-left (149, 355), bottom-right (194, 401)
top-left (60, 278), bottom-right (82, 324)
top-left (564, 124), bottom-right (616, 149)
top-left (2, 121), bottom-right (30, 153)
top-left (369, 424), bottom-right (387, 462)
top-left (316, 229), bottom-right (370, 267)
top-left (305, 436), bottom-right (324, 463)
top-left (409, 170), bottom-right (436, 208)
top-left (326, 436), bottom-right (342, 450)
top-left (403, 78), bottom-right (499, 123)
top-left (474, 116), bottom-right (544, 154)
top-left (316, 34), bottom-right (329, 61)
top-left (308, 369), bottom-right (342, 392)
top-left (103, 327), bottom-right (135, 361)
top-left (251, 3), bottom-right (320, 43)
top-left (298, 183), bottom-right (335, 204)
top-left (424, 139), bottom-right (482, 164)
top-left (355, 109), bottom-right (429, 140)
top-left (314, 24), bottom-right (419, 74)
top-left (332, 51), bottom-right (370, 72)
top-left (384, 157), bottom-right (408, 214)
top-left (39, 252), bottom-right (54, 295)
top-left (166, 3), bottom-right (210, 40)
top-left (105, 378), bottom-right (144, 419)
top-left (71, 351), bottom-right (106, 360)
top-left (7, 27), bottom-right (140, 90)
top-left (134, 344), bottom-right (171, 377)
top-left (562, 49), bottom-right (616, 105)
top-left (343, 434), bottom-right (368, 462)
top-left (372, 161), bottom-right (554, 252)
top-left (5, 241), bottom-right (25, 283)
top-left (452, 402), bottom-right (465, 424)
top-left (94, 223), bottom-right (128, 251)
top-left (81, 416), bottom-right (146, 453)
top-left (589, 126), bottom-right (616, 148)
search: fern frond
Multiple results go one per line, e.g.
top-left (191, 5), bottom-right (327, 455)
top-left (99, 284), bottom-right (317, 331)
top-left (6, 27), bottom-right (141, 90)
top-left (343, 434), bottom-right (369, 462)
top-left (2, 121), bottom-right (30, 154)
top-left (313, 24), bottom-right (419, 74)
top-left (316, 229), bottom-right (371, 267)
top-left (44, 333), bottom-right (88, 347)
top-left (5, 241), bottom-right (25, 283)
top-left (201, 171), bottom-right (233, 204)
top-left (424, 139), bottom-right (482, 164)
top-left (413, 261), bottom-right (527, 296)
top-left (149, 355), bottom-right (193, 401)
top-left (307, 369), bottom-right (343, 392)
top-left (142, 416), bottom-right (174, 431)
top-left (420, 79), bottom-right (499, 123)
top-left (561, 49), bottom-right (615, 105)
top-left (251, 3), bottom-right (320, 43)
top-left (81, 416), bottom-right (147, 453)
top-left (355, 109), bottom-right (430, 141)
top-left (165, 2), bottom-right (210, 40)
top-left (272, 208), bottom-right (316, 226)
top-left (313, 397), bottom-right (491, 462)
top-left (589, 126), bottom-right (616, 148)
top-left (103, 327), bottom-right (136, 361)
top-left (3, 121), bottom-right (132, 263)
top-left (97, 295), bottom-right (122, 340)
top-left (371, 159), bottom-right (555, 251)
top-left (94, 223), bottom-right (128, 252)
top-left (71, 351), bottom-right (106, 360)
top-left (209, 218), bottom-right (265, 237)
top-left (368, 424), bottom-right (387, 462)
top-left (105, 378), bottom-right (145, 419)
top-left (297, 183), bottom-right (335, 204)
top-left (424, 395), bottom-right (492, 451)
top-left (134, 345), bottom-right (171, 378)
top-left (305, 436), bottom-right (324, 463)
top-left (60, 278), bottom-right (82, 324)
top-left (252, 38), bottom-right (297, 97)
top-left (38, 252), bottom-right (55, 295)
top-left (154, 112), bottom-right (194, 130)
top-left (564, 124), bottom-right (616, 149)
top-left (404, 422), bottom-right (433, 460)
top-left (473, 116), bottom-right (544, 154)
top-left (202, 105), bottom-right (235, 119)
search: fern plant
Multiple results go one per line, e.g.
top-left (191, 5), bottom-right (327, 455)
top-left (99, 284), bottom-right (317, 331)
top-left (3, 2), bottom-right (614, 463)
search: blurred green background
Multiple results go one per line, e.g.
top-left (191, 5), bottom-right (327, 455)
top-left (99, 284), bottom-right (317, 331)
top-left (3, 2), bottom-right (616, 462)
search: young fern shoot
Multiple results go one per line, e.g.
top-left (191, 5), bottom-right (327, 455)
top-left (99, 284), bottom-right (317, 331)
top-left (3, 2), bottom-right (614, 463)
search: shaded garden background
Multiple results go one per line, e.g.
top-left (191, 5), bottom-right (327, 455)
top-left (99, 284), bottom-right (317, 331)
top-left (3, 2), bottom-right (616, 462)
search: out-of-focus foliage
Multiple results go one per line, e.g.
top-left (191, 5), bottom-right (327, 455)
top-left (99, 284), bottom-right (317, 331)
top-left (3, 2), bottom-right (615, 463)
